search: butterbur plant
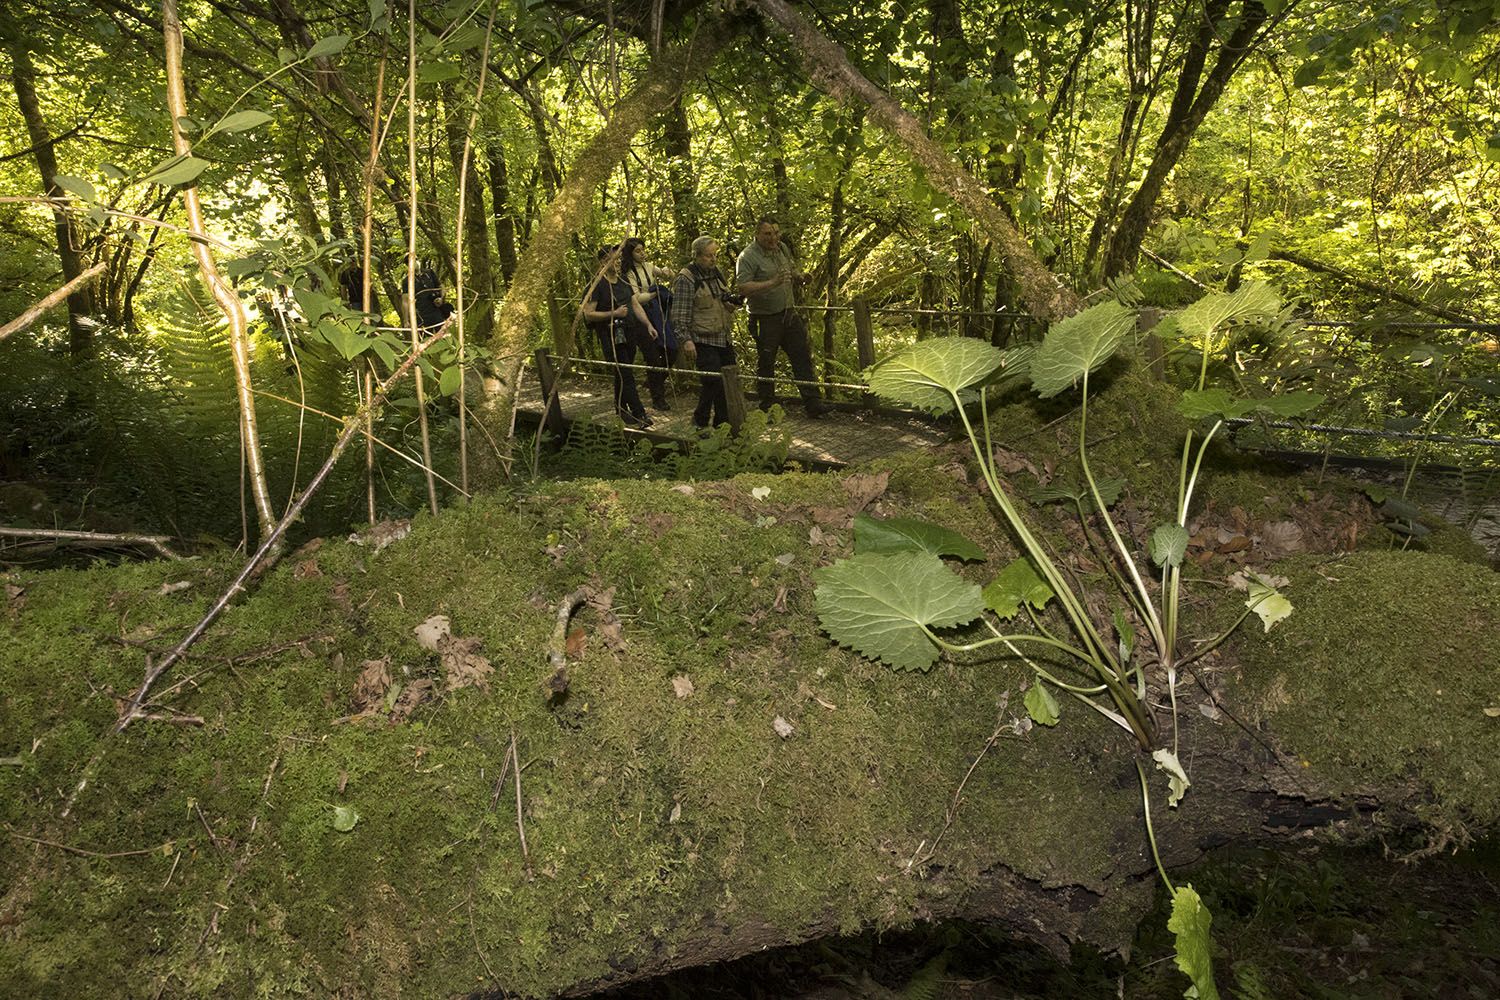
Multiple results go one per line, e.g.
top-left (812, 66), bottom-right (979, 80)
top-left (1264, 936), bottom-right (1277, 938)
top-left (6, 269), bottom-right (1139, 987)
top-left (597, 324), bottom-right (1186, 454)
top-left (814, 281), bottom-right (1317, 1000)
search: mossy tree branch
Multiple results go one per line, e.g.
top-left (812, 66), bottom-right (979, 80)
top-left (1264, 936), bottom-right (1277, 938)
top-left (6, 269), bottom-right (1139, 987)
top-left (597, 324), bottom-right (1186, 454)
top-left (742, 0), bottom-right (1081, 321)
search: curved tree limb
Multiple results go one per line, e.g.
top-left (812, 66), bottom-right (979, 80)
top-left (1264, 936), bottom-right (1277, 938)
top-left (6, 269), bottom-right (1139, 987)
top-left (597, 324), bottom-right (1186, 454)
top-left (0, 525), bottom-right (183, 560)
top-left (742, 0), bottom-right (1081, 321)
top-left (0, 263), bottom-right (106, 344)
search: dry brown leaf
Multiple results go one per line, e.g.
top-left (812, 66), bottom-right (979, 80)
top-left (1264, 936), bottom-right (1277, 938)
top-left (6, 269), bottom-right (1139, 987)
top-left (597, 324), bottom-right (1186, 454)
top-left (672, 675), bottom-right (694, 699)
top-left (772, 586), bottom-right (788, 614)
top-left (389, 678), bottom-right (436, 722)
top-left (1216, 535), bottom-right (1251, 554)
top-left (992, 447), bottom-right (1041, 479)
top-left (772, 715), bottom-right (794, 739)
top-left (347, 519), bottom-right (411, 553)
top-left (840, 470), bottom-right (890, 513)
top-left (413, 614), bottom-right (451, 651)
top-left (352, 658), bottom-right (391, 713)
top-left (1257, 520), bottom-right (1305, 558)
top-left (441, 635), bottom-right (494, 692)
top-left (565, 627), bottom-right (586, 659)
top-left (293, 558), bottom-right (322, 580)
top-left (670, 484), bottom-right (695, 495)
top-left (808, 525), bottom-right (828, 546)
top-left (330, 581), bottom-right (351, 613)
top-left (292, 537), bottom-right (324, 558)
top-left (810, 506), bottom-right (849, 528)
top-left (159, 580), bottom-right (192, 595)
top-left (644, 512), bottom-right (676, 538)
top-left (5, 583), bottom-right (23, 601)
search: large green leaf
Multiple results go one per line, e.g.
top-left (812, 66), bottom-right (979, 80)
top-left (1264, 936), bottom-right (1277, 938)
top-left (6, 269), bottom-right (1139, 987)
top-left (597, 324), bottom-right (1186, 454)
top-left (1175, 280), bottom-right (1282, 345)
top-left (853, 514), bottom-right (986, 561)
top-left (1179, 389), bottom-right (1324, 421)
top-left (1245, 581), bottom-right (1292, 631)
top-left (306, 34), bottom-right (351, 58)
top-left (1030, 300), bottom-right (1136, 398)
top-left (211, 110), bottom-right (274, 135)
top-left (143, 154), bottom-right (210, 187)
top-left (1168, 885), bottom-right (1220, 1000)
top-left (865, 338), bottom-right (1007, 413)
top-left (1254, 391), bottom-right (1324, 417)
top-left (982, 557), bottom-right (1054, 619)
top-left (815, 551), bottom-right (984, 671)
top-left (53, 174), bottom-right (96, 203)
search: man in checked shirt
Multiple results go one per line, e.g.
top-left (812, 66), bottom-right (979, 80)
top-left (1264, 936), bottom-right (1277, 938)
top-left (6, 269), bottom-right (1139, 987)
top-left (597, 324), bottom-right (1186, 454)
top-left (671, 236), bottom-right (744, 431)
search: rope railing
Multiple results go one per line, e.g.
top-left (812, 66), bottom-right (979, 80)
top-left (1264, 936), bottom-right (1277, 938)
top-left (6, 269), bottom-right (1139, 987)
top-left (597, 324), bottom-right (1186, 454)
top-left (535, 353), bottom-right (874, 393)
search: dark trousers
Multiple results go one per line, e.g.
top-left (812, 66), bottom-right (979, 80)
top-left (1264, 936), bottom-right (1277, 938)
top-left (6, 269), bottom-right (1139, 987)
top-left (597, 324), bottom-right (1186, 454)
top-left (751, 311), bottom-right (820, 410)
top-left (691, 341), bottom-right (737, 429)
top-left (598, 328), bottom-right (646, 421)
top-left (635, 332), bottom-right (669, 406)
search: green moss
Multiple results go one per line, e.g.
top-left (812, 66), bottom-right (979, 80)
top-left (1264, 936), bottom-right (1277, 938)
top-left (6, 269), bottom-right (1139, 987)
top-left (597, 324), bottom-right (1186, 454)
top-left (1, 461), bottom-right (1144, 998)
top-left (1227, 550), bottom-right (1500, 836)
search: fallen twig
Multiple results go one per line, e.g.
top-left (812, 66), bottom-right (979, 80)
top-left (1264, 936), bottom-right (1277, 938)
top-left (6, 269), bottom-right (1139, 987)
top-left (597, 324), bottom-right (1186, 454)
top-left (0, 262), bottom-right (107, 344)
top-left (510, 730), bottom-right (532, 879)
top-left (906, 725), bottom-right (1010, 872)
top-left (0, 526), bottom-right (183, 561)
top-left (544, 585), bottom-right (594, 699)
top-left (5, 826), bottom-right (169, 860)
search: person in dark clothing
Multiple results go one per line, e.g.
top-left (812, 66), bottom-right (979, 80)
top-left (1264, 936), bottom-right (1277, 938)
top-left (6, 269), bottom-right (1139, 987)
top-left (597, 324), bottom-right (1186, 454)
top-left (580, 246), bottom-right (654, 429)
top-left (620, 236), bottom-right (676, 410)
top-left (413, 266), bottom-right (453, 331)
top-left (670, 236), bottom-right (741, 431)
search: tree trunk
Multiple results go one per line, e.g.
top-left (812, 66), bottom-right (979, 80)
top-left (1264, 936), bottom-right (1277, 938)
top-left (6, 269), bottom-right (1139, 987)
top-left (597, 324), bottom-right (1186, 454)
top-left (1102, 0), bottom-right (1271, 278)
top-left (474, 19), bottom-right (741, 483)
top-left (745, 0), bottom-right (1079, 321)
top-left (662, 94), bottom-right (699, 261)
top-left (6, 34), bottom-right (96, 358)
top-left (487, 140), bottom-right (519, 284)
top-left (162, 0), bottom-right (278, 546)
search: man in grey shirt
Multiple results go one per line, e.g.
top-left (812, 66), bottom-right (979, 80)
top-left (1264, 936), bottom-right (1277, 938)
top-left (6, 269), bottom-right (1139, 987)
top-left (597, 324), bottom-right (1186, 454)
top-left (735, 216), bottom-right (828, 418)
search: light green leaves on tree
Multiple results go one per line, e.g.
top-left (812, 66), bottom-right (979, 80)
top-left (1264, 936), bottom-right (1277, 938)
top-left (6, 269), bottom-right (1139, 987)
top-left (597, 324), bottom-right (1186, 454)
top-left (1168, 885), bottom-right (1220, 1000)
top-left (982, 557), bottom-right (1054, 619)
top-left (307, 34), bottom-right (352, 59)
top-left (1153, 748), bottom-right (1191, 807)
top-left (53, 175), bottom-right (96, 203)
top-left (143, 154), bottom-right (210, 187)
top-left (1030, 300), bottom-right (1135, 398)
top-left (210, 110), bottom-right (274, 135)
top-left (1245, 580), bottom-right (1293, 631)
top-left (852, 513), bottom-right (985, 561)
top-left (439, 365), bottom-right (462, 396)
top-left (1025, 681), bottom-right (1061, 726)
top-left (814, 551), bottom-right (983, 671)
top-left (865, 338), bottom-right (1006, 413)
top-left (332, 804), bottom-right (360, 832)
top-left (1151, 524), bottom-right (1190, 568)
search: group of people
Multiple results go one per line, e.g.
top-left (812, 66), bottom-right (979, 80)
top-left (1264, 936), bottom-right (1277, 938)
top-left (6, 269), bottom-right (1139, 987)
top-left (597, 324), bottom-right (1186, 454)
top-left (579, 216), bottom-right (830, 431)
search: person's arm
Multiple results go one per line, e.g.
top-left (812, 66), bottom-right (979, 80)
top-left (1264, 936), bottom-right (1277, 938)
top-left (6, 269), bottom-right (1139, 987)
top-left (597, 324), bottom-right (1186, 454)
top-left (629, 297), bottom-right (657, 339)
top-left (736, 251), bottom-right (785, 296)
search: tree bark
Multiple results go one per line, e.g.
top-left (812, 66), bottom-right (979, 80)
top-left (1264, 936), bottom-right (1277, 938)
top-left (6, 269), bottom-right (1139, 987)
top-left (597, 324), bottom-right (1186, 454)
top-left (743, 0), bottom-right (1080, 321)
top-left (662, 94), bottom-right (699, 260)
top-left (1103, 0), bottom-right (1274, 278)
top-left (162, 0), bottom-right (278, 546)
top-left (487, 140), bottom-right (519, 284)
top-left (475, 18), bottom-right (741, 481)
top-left (6, 34), bottom-right (96, 358)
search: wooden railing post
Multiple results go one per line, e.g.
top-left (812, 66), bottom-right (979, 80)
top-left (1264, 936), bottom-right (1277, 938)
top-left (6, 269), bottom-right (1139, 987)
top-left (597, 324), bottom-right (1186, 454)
top-left (534, 347), bottom-right (567, 437)
top-left (1138, 308), bottom-right (1166, 381)
top-left (852, 298), bottom-right (875, 371)
top-left (721, 364), bottom-right (747, 435)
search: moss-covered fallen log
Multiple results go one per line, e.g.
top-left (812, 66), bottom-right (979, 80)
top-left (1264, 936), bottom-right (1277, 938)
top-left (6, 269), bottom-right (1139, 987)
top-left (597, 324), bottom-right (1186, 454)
top-left (1, 437), bottom-right (1496, 997)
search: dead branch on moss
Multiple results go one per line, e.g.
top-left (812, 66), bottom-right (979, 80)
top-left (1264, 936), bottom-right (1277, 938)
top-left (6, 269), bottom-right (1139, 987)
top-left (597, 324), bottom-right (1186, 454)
top-left (0, 262), bottom-right (106, 344)
top-left (510, 730), bottom-right (533, 879)
top-left (545, 585), bottom-right (595, 699)
top-left (4, 826), bottom-right (171, 860)
top-left (0, 526), bottom-right (184, 561)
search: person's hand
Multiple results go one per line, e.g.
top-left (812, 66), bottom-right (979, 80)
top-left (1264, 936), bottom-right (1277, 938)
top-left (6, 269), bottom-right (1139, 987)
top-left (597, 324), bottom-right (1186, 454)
top-left (613, 304), bottom-right (628, 317)
top-left (647, 327), bottom-right (659, 341)
top-left (681, 340), bottom-right (697, 358)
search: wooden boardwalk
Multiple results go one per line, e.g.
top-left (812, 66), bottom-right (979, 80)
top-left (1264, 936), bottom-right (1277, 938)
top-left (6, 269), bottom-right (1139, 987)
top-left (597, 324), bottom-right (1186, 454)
top-left (514, 365), bottom-right (955, 468)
